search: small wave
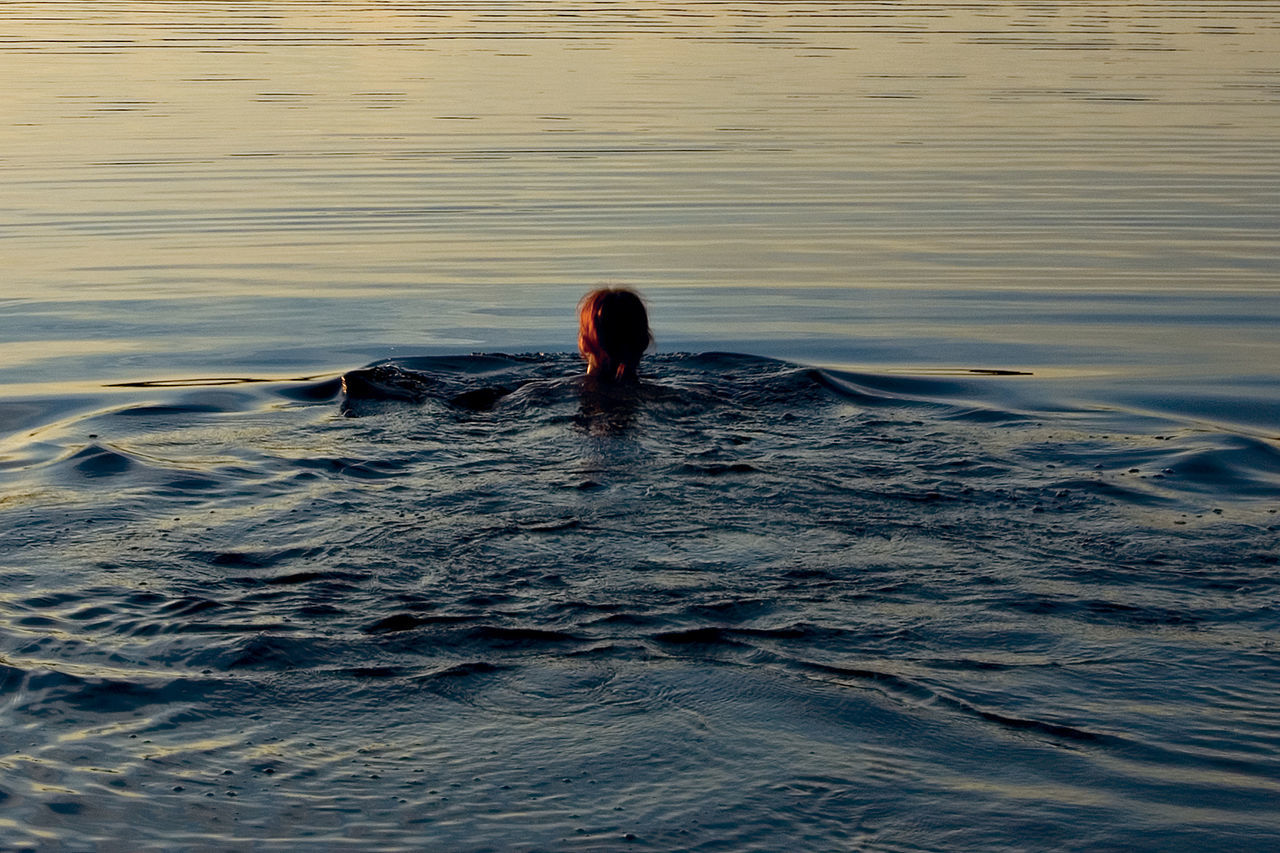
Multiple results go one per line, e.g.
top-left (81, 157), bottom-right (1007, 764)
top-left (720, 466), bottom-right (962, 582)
top-left (463, 625), bottom-right (583, 649)
top-left (196, 547), bottom-right (318, 570)
top-left (1162, 434), bottom-right (1280, 496)
top-left (105, 375), bottom-right (329, 389)
top-left (223, 633), bottom-right (322, 670)
top-left (422, 660), bottom-right (503, 680)
top-left (5, 664), bottom-right (236, 717)
top-left (796, 659), bottom-right (1109, 744)
top-left (159, 596), bottom-right (225, 616)
top-left (361, 612), bottom-right (472, 634)
top-left (677, 461), bottom-right (759, 476)
top-left (68, 443), bottom-right (134, 478)
top-left (653, 627), bottom-right (753, 647)
top-left (244, 569), bottom-right (366, 588)
top-left (289, 455), bottom-right (412, 479)
top-left (109, 403), bottom-right (228, 416)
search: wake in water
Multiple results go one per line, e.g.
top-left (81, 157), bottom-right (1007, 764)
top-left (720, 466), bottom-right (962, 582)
top-left (1, 352), bottom-right (1278, 851)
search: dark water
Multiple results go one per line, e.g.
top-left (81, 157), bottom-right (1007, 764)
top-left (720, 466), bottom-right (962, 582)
top-left (2, 354), bottom-right (1277, 850)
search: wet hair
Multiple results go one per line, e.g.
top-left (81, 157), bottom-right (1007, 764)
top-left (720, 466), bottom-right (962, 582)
top-left (577, 288), bottom-right (653, 382)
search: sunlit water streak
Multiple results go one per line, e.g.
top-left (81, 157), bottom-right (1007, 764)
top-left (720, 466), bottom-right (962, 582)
top-left (1, 3), bottom-right (1279, 850)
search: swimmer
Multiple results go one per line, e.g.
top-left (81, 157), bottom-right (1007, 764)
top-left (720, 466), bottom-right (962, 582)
top-left (577, 288), bottom-right (653, 383)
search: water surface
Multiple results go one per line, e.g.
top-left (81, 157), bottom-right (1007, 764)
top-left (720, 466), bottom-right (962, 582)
top-left (2, 4), bottom-right (1279, 851)
top-left (4, 1), bottom-right (1279, 402)
top-left (3, 353), bottom-right (1279, 851)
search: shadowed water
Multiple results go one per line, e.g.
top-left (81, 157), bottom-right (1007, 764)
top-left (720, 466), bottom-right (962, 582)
top-left (2, 354), bottom-right (1278, 850)
top-left (2, 2), bottom-right (1280, 850)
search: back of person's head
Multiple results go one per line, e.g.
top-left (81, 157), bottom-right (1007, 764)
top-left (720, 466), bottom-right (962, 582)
top-left (578, 288), bottom-right (652, 382)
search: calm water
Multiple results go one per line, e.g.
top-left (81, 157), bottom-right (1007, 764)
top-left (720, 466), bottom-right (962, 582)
top-left (2, 3), bottom-right (1279, 850)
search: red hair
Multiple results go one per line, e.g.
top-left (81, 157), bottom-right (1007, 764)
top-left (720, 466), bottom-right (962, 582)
top-left (578, 288), bottom-right (652, 381)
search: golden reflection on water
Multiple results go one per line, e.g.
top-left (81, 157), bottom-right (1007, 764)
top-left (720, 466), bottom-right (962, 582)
top-left (1, 3), bottom-right (1278, 382)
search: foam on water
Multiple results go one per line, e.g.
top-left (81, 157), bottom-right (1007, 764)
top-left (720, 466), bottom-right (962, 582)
top-left (1, 354), bottom-right (1277, 850)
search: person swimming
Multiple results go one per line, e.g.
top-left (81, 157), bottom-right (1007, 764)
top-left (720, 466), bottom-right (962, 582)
top-left (577, 288), bottom-right (653, 383)
top-left (341, 288), bottom-right (653, 415)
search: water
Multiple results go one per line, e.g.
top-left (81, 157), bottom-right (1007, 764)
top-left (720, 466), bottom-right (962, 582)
top-left (2, 3), bottom-right (1279, 850)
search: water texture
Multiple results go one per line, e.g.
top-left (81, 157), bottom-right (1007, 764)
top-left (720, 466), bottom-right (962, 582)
top-left (2, 3), bottom-right (1279, 851)
top-left (3, 354), bottom-right (1279, 851)
top-left (3, 2), bottom-right (1279, 398)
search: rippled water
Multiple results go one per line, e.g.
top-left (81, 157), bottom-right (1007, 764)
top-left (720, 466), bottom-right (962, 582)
top-left (5, 2), bottom-right (1280, 400)
top-left (4, 354), bottom-right (1279, 850)
top-left (2, 3), bottom-right (1279, 850)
